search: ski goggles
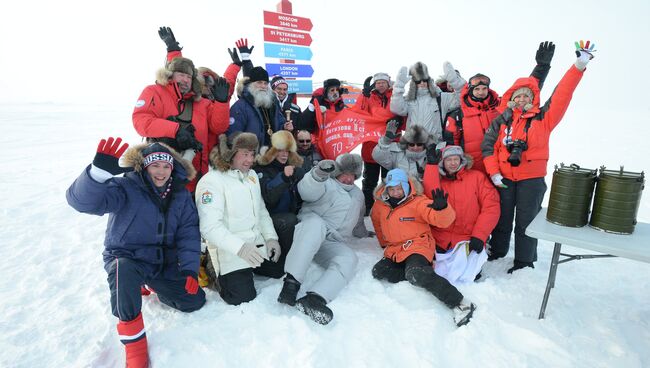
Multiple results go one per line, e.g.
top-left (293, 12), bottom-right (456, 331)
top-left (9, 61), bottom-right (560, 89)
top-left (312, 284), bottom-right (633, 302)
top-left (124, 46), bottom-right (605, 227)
top-left (469, 75), bottom-right (491, 87)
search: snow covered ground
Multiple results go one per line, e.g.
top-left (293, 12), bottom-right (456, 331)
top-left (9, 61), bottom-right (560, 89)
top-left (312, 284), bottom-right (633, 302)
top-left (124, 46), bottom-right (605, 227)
top-left (1, 102), bottom-right (649, 368)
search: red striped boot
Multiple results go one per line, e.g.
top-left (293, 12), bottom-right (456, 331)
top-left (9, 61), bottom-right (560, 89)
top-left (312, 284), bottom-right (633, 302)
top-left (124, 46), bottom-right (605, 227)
top-left (116, 313), bottom-right (149, 368)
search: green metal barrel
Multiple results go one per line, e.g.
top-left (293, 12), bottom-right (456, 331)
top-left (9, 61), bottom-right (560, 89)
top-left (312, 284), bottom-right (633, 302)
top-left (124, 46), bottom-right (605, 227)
top-left (547, 163), bottom-right (597, 227)
top-left (589, 166), bottom-right (645, 234)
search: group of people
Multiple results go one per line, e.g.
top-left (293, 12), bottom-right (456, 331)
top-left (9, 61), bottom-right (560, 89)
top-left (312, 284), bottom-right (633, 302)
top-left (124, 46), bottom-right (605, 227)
top-left (66, 25), bottom-right (595, 367)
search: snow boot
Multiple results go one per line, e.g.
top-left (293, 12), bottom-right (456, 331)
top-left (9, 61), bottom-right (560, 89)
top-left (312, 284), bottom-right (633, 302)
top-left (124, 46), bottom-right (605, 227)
top-left (487, 250), bottom-right (506, 261)
top-left (295, 292), bottom-right (333, 325)
top-left (117, 313), bottom-right (149, 368)
top-left (453, 300), bottom-right (476, 327)
top-left (278, 273), bottom-right (301, 306)
top-left (507, 260), bottom-right (535, 274)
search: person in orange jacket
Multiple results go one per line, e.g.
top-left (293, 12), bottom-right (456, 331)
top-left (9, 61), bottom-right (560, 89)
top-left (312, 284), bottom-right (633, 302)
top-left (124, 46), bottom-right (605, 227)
top-left (445, 42), bottom-right (556, 175)
top-left (422, 145), bottom-right (500, 284)
top-left (370, 168), bottom-right (476, 327)
top-left (481, 40), bottom-right (596, 273)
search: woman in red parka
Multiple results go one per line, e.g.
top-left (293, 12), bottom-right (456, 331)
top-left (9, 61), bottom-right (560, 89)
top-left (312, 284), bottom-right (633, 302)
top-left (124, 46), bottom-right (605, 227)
top-left (480, 40), bottom-right (595, 273)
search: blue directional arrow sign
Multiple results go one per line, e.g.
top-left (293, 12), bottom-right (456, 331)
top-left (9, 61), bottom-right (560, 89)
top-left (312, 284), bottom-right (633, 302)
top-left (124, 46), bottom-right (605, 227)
top-left (264, 43), bottom-right (313, 61)
top-left (286, 80), bottom-right (313, 94)
top-left (265, 63), bottom-right (314, 78)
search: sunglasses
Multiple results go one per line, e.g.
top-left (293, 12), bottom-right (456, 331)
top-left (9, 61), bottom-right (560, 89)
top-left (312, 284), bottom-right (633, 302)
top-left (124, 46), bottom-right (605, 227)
top-left (408, 143), bottom-right (424, 147)
top-left (413, 79), bottom-right (427, 84)
top-left (298, 139), bottom-right (311, 143)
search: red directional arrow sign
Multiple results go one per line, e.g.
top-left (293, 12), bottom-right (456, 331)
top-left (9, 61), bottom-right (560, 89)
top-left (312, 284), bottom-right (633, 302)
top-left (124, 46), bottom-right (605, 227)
top-left (263, 27), bottom-right (312, 46)
top-left (263, 10), bottom-right (313, 32)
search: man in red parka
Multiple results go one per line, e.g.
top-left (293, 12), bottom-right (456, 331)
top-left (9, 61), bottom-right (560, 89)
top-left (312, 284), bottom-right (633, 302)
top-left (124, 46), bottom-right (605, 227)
top-left (422, 145), bottom-right (500, 283)
top-left (481, 40), bottom-right (595, 273)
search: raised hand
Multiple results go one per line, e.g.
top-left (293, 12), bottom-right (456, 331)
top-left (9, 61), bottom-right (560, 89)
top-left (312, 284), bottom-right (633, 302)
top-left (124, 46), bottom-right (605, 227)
top-left (535, 41), bottom-right (555, 66)
top-left (228, 48), bottom-right (242, 66)
top-left (384, 117), bottom-right (400, 140)
top-left (313, 159), bottom-right (336, 181)
top-left (236, 38), bottom-right (254, 61)
top-left (396, 66), bottom-right (409, 87)
top-left (428, 188), bottom-right (449, 211)
top-left (158, 26), bottom-right (182, 52)
top-left (426, 144), bottom-right (442, 165)
top-left (362, 76), bottom-right (374, 97)
top-left (574, 40), bottom-right (596, 71)
top-left (210, 77), bottom-right (230, 103)
top-left (93, 137), bottom-right (131, 175)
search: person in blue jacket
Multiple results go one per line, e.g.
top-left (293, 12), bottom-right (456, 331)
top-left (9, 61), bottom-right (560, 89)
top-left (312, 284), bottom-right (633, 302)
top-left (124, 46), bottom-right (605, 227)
top-left (228, 66), bottom-right (286, 147)
top-left (66, 137), bottom-right (205, 368)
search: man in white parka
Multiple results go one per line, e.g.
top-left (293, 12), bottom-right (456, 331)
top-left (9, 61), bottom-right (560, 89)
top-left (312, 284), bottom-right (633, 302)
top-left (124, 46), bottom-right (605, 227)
top-left (277, 153), bottom-right (370, 325)
top-left (195, 132), bottom-right (282, 305)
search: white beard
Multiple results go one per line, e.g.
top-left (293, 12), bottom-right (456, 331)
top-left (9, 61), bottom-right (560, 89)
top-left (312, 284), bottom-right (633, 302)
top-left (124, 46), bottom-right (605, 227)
top-left (248, 85), bottom-right (274, 108)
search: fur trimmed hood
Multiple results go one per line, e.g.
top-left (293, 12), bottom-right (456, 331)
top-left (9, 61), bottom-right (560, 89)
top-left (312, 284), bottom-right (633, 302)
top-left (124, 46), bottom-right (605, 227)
top-left (257, 130), bottom-right (304, 166)
top-left (122, 141), bottom-right (196, 183)
top-left (331, 153), bottom-right (363, 180)
top-left (399, 125), bottom-right (435, 150)
top-left (155, 57), bottom-right (202, 101)
top-left (209, 133), bottom-right (259, 172)
top-left (437, 145), bottom-right (474, 176)
top-left (406, 61), bottom-right (440, 101)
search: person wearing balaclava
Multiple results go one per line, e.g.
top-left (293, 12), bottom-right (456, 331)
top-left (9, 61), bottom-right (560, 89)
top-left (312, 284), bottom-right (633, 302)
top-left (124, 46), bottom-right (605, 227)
top-left (421, 145), bottom-right (500, 285)
top-left (195, 132), bottom-right (282, 305)
top-left (445, 42), bottom-right (556, 175)
top-left (66, 138), bottom-right (205, 368)
top-left (481, 40), bottom-right (596, 273)
top-left (277, 153), bottom-right (371, 325)
top-left (370, 168), bottom-right (477, 327)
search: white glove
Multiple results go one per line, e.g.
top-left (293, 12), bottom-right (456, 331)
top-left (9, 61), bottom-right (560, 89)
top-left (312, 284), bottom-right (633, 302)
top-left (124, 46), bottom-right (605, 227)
top-left (395, 66), bottom-right (409, 88)
top-left (575, 50), bottom-right (593, 71)
top-left (491, 173), bottom-right (508, 189)
top-left (266, 239), bottom-right (281, 262)
top-left (443, 61), bottom-right (466, 91)
top-left (237, 242), bottom-right (264, 268)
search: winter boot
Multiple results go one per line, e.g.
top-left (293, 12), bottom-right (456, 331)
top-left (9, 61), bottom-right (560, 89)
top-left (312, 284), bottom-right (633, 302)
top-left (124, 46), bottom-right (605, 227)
top-left (295, 292), bottom-right (333, 325)
top-left (117, 313), bottom-right (149, 368)
top-left (487, 250), bottom-right (506, 261)
top-left (453, 300), bottom-right (476, 327)
top-left (278, 273), bottom-right (301, 306)
top-left (507, 260), bottom-right (535, 274)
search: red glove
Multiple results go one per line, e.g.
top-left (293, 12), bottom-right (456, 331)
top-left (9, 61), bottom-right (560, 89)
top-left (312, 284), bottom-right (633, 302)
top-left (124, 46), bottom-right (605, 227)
top-left (93, 137), bottom-right (131, 175)
top-left (182, 271), bottom-right (199, 295)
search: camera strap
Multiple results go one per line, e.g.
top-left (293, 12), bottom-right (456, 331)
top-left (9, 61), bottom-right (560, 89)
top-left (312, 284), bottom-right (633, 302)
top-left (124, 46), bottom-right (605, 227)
top-left (175, 99), bottom-right (194, 124)
top-left (505, 116), bottom-right (533, 144)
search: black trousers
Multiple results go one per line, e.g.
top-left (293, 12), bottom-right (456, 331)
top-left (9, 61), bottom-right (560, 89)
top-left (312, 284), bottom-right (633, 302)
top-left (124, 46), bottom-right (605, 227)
top-left (217, 256), bottom-right (284, 306)
top-left (372, 254), bottom-right (463, 309)
top-left (270, 212), bottom-right (297, 272)
top-left (104, 257), bottom-right (206, 321)
top-left (489, 177), bottom-right (547, 263)
top-left (362, 162), bottom-right (388, 215)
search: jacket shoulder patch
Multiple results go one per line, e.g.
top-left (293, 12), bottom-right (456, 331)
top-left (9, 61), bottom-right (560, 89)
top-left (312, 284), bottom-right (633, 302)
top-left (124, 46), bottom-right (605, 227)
top-left (201, 191), bottom-right (213, 204)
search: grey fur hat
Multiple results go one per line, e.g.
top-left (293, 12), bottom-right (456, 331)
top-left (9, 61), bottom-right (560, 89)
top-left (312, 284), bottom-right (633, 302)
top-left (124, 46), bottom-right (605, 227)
top-left (399, 125), bottom-right (434, 150)
top-left (406, 61), bottom-right (439, 101)
top-left (331, 153), bottom-right (363, 180)
top-left (210, 133), bottom-right (259, 172)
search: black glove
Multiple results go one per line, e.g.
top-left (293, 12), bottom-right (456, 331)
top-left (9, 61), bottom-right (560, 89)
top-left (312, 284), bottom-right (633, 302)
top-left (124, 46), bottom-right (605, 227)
top-left (535, 41), bottom-right (555, 66)
top-left (93, 137), bottom-right (132, 175)
top-left (175, 124), bottom-right (202, 151)
top-left (428, 188), bottom-right (448, 211)
top-left (211, 77), bottom-right (230, 103)
top-left (362, 76), bottom-right (374, 98)
top-left (385, 118), bottom-right (400, 140)
top-left (227, 48), bottom-right (242, 66)
top-left (468, 237), bottom-right (484, 254)
top-left (426, 145), bottom-right (442, 165)
top-left (158, 26), bottom-right (182, 52)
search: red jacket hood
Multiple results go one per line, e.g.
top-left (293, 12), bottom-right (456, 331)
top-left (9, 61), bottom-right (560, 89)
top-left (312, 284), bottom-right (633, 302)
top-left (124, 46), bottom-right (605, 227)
top-left (498, 76), bottom-right (541, 114)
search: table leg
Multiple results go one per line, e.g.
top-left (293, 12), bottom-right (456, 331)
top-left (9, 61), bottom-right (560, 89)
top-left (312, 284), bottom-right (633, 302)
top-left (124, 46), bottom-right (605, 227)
top-left (539, 242), bottom-right (562, 319)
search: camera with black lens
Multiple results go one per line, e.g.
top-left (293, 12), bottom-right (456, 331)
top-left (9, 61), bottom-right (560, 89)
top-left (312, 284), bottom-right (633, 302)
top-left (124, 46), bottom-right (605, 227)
top-left (506, 140), bottom-right (528, 167)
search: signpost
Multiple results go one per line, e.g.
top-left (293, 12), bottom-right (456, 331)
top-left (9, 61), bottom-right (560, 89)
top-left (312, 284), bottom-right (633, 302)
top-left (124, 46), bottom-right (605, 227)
top-left (264, 0), bottom-right (313, 95)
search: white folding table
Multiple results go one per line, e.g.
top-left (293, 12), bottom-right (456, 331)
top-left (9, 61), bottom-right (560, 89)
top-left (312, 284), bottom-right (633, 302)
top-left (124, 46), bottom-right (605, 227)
top-left (525, 208), bottom-right (650, 319)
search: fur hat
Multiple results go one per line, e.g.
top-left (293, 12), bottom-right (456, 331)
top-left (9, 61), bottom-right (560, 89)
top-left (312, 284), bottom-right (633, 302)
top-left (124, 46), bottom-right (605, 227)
top-left (156, 57), bottom-right (202, 101)
top-left (438, 145), bottom-right (469, 175)
top-left (399, 125), bottom-right (434, 150)
top-left (270, 75), bottom-right (288, 90)
top-left (323, 78), bottom-right (341, 91)
top-left (249, 67), bottom-right (269, 83)
top-left (122, 141), bottom-right (196, 183)
top-left (507, 87), bottom-right (535, 111)
top-left (210, 133), bottom-right (259, 172)
top-left (257, 130), bottom-right (304, 166)
top-left (331, 153), bottom-right (363, 180)
top-left (406, 61), bottom-right (438, 101)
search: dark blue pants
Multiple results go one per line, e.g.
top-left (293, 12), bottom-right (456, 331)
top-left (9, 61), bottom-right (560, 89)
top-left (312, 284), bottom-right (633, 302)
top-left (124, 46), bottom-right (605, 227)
top-left (490, 177), bottom-right (547, 263)
top-left (105, 258), bottom-right (206, 321)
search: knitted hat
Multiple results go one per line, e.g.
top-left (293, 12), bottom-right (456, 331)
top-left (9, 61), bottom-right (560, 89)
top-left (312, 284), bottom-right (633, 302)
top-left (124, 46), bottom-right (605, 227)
top-left (399, 125), bottom-right (434, 150)
top-left (249, 67), bottom-right (269, 83)
top-left (210, 133), bottom-right (259, 171)
top-left (373, 72), bottom-right (391, 83)
top-left (385, 168), bottom-right (410, 197)
top-left (270, 75), bottom-right (288, 90)
top-left (323, 78), bottom-right (341, 91)
top-left (331, 153), bottom-right (363, 180)
top-left (511, 87), bottom-right (533, 100)
top-left (142, 144), bottom-right (175, 170)
top-left (438, 145), bottom-right (468, 175)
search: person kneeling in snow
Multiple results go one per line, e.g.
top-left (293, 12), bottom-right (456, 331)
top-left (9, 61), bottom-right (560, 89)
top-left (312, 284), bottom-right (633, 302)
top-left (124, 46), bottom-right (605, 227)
top-left (370, 168), bottom-right (476, 327)
top-left (195, 133), bottom-right (282, 305)
top-left (66, 138), bottom-right (206, 368)
top-left (277, 153), bottom-right (370, 325)
top-left (422, 146), bottom-right (500, 285)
